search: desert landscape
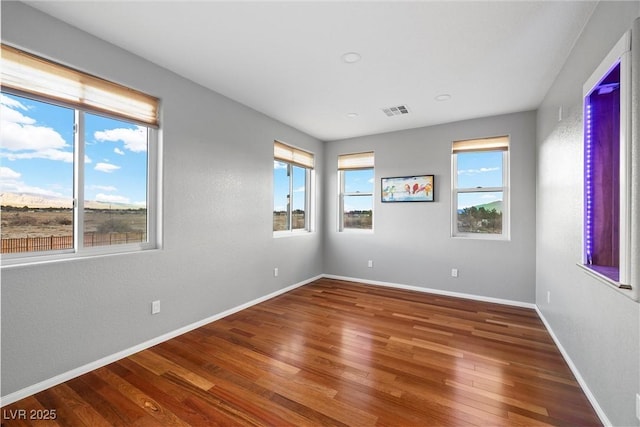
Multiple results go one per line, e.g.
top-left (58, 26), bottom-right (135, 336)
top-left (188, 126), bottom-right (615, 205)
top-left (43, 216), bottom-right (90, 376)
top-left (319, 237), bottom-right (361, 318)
top-left (1, 193), bottom-right (147, 253)
top-left (273, 210), bottom-right (372, 231)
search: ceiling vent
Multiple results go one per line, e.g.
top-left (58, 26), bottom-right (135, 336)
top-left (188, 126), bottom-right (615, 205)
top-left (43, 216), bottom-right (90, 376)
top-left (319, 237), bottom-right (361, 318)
top-left (382, 105), bottom-right (409, 117)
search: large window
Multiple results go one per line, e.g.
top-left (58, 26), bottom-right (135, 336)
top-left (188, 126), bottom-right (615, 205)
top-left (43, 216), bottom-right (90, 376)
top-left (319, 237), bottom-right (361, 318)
top-left (338, 152), bottom-right (374, 231)
top-left (452, 136), bottom-right (509, 239)
top-left (273, 141), bottom-right (314, 233)
top-left (0, 44), bottom-right (159, 262)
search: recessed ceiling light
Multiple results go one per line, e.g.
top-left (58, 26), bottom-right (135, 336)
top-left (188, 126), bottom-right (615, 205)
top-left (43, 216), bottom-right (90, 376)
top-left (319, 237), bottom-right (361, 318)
top-left (341, 52), bottom-right (361, 64)
top-left (346, 112), bottom-right (359, 118)
top-left (435, 94), bottom-right (452, 102)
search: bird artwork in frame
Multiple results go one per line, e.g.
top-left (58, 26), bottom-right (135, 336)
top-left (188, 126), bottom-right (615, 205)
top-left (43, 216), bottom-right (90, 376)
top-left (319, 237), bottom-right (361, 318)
top-left (381, 175), bottom-right (434, 202)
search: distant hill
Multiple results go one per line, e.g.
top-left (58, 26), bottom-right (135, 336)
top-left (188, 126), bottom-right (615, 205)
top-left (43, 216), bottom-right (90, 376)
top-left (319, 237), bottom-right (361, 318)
top-left (0, 192), bottom-right (143, 210)
top-left (476, 200), bottom-right (502, 213)
top-left (458, 200), bottom-right (502, 214)
top-left (1, 192), bottom-right (71, 209)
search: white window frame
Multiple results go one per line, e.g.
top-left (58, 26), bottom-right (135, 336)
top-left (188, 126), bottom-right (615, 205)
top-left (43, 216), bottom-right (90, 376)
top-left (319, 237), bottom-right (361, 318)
top-left (577, 28), bottom-right (637, 300)
top-left (451, 137), bottom-right (510, 240)
top-left (273, 141), bottom-right (314, 236)
top-left (338, 152), bottom-right (375, 232)
top-left (1, 45), bottom-right (161, 267)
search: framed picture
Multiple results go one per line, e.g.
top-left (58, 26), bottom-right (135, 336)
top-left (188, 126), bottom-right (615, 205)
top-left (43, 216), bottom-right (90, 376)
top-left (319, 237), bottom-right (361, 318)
top-left (381, 175), bottom-right (434, 202)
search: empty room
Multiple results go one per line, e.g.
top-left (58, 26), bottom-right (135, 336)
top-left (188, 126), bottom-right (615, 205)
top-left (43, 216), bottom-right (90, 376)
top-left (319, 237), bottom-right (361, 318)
top-left (1, 1), bottom-right (639, 426)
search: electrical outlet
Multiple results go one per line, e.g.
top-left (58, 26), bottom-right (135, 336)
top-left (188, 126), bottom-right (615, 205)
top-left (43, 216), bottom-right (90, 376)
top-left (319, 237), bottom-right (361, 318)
top-left (151, 300), bottom-right (160, 315)
top-left (368, 260), bottom-right (373, 268)
top-left (274, 267), bottom-right (279, 277)
top-left (451, 268), bottom-right (458, 278)
top-left (547, 291), bottom-right (551, 304)
top-left (636, 393), bottom-right (640, 421)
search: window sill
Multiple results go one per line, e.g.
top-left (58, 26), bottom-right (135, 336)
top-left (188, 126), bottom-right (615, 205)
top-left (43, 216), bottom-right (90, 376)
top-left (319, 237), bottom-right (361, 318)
top-left (339, 228), bottom-right (374, 234)
top-left (577, 263), bottom-right (638, 302)
top-left (452, 233), bottom-right (509, 241)
top-left (273, 230), bottom-right (313, 238)
top-left (1, 245), bottom-right (160, 269)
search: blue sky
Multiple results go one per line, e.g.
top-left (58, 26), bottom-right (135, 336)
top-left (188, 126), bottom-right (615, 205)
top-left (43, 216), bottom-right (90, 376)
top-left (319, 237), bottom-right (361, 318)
top-left (342, 169), bottom-right (374, 212)
top-left (456, 151), bottom-right (503, 208)
top-left (1, 92), bottom-right (147, 207)
top-left (273, 161), bottom-right (306, 212)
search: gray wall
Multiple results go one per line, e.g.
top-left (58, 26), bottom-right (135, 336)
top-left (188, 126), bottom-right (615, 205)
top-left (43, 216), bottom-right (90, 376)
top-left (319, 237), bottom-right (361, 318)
top-left (324, 111), bottom-right (537, 304)
top-left (1, 2), bottom-right (324, 397)
top-left (536, 2), bottom-right (640, 426)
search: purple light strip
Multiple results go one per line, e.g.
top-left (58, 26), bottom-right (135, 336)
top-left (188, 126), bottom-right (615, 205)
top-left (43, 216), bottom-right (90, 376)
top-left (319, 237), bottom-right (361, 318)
top-left (584, 101), bottom-right (593, 264)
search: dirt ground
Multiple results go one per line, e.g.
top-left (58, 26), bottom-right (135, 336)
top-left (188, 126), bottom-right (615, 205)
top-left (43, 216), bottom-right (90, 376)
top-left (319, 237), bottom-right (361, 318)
top-left (1, 209), bottom-right (147, 238)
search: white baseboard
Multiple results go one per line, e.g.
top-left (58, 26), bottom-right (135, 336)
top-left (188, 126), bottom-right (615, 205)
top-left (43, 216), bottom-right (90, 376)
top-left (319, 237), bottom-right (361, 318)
top-left (0, 274), bottom-right (322, 407)
top-left (322, 274), bottom-right (537, 309)
top-left (534, 307), bottom-right (611, 427)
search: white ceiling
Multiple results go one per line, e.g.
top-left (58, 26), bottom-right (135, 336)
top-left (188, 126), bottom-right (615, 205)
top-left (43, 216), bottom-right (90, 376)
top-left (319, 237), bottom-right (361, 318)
top-left (25, 1), bottom-right (597, 141)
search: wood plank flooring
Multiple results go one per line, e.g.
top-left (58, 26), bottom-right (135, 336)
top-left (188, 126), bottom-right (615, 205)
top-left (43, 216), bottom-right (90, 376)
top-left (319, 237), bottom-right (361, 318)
top-left (1, 278), bottom-right (601, 426)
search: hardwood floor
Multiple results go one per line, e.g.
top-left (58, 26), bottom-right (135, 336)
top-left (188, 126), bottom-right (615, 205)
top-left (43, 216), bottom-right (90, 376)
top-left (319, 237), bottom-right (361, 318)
top-left (1, 278), bottom-right (601, 426)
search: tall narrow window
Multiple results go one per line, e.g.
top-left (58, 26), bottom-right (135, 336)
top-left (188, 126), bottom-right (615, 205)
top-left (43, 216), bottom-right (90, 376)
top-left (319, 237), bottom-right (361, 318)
top-left (0, 44), bottom-right (159, 262)
top-left (273, 140), bottom-right (314, 233)
top-left (1, 94), bottom-right (75, 252)
top-left (582, 28), bottom-right (632, 289)
top-left (338, 152), bottom-right (374, 231)
top-left (83, 114), bottom-right (150, 247)
top-left (452, 136), bottom-right (509, 239)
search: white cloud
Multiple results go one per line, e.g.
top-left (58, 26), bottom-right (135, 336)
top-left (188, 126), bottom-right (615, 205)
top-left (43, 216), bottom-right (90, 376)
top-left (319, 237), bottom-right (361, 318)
top-left (90, 185), bottom-right (117, 192)
top-left (1, 96), bottom-right (72, 162)
top-left (95, 162), bottom-right (121, 173)
top-left (0, 166), bottom-right (65, 197)
top-left (274, 160), bottom-right (287, 169)
top-left (0, 166), bottom-right (21, 180)
top-left (0, 94), bottom-right (29, 111)
top-left (1, 104), bottom-right (35, 125)
top-left (94, 126), bottom-right (147, 153)
top-left (95, 193), bottom-right (130, 204)
top-left (293, 186), bottom-right (305, 193)
top-left (114, 147), bottom-right (125, 155)
top-left (458, 167), bottom-right (500, 175)
top-left (3, 147), bottom-right (74, 163)
top-left (1, 120), bottom-right (69, 152)
top-left (0, 181), bottom-right (65, 197)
